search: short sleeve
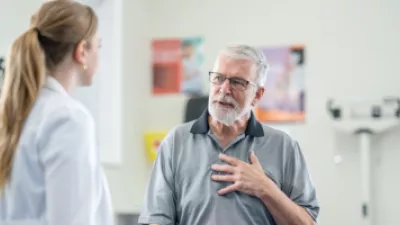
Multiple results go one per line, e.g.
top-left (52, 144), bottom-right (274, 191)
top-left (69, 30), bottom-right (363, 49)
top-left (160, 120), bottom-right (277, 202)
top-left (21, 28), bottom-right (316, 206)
top-left (284, 140), bottom-right (320, 222)
top-left (138, 132), bottom-right (176, 225)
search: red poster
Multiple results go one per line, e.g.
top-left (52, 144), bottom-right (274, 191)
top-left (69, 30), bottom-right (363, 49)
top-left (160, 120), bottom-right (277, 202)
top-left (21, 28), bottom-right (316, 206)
top-left (151, 39), bottom-right (182, 94)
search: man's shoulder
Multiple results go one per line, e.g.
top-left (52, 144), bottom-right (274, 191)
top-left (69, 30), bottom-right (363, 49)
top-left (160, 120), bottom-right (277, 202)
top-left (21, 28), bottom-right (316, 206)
top-left (157, 121), bottom-right (197, 157)
top-left (163, 120), bottom-right (197, 141)
top-left (259, 124), bottom-right (306, 158)
top-left (258, 123), bottom-right (300, 152)
top-left (260, 124), bottom-right (293, 141)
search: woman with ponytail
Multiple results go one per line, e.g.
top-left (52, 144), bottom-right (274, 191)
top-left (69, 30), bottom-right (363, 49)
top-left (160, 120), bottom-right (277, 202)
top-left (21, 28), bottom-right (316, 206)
top-left (0, 1), bottom-right (113, 225)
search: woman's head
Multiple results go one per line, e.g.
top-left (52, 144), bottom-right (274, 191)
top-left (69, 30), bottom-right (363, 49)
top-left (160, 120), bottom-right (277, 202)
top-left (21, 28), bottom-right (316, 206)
top-left (0, 0), bottom-right (99, 190)
top-left (30, 0), bottom-right (100, 85)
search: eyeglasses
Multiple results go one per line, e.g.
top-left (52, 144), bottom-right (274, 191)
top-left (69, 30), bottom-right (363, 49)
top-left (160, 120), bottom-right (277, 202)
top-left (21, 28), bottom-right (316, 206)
top-left (208, 72), bottom-right (257, 91)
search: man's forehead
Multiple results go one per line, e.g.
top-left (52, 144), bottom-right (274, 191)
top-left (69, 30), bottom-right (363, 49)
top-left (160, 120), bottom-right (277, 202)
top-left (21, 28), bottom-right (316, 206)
top-left (214, 54), bottom-right (257, 78)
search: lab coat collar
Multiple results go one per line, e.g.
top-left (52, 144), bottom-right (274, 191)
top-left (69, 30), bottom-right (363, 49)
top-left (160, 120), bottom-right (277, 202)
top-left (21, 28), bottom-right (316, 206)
top-left (44, 76), bottom-right (69, 96)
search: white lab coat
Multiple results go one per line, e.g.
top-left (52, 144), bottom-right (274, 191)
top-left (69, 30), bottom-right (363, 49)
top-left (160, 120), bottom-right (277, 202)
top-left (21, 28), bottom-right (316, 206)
top-left (0, 76), bottom-right (114, 225)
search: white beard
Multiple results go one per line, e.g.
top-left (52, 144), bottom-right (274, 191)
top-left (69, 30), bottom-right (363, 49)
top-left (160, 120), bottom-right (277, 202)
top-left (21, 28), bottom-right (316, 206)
top-left (212, 104), bottom-right (240, 126)
top-left (209, 94), bottom-right (250, 126)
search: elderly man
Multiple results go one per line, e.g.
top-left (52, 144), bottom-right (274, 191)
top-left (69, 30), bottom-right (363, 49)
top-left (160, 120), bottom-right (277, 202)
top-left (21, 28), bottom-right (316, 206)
top-left (138, 44), bottom-right (319, 225)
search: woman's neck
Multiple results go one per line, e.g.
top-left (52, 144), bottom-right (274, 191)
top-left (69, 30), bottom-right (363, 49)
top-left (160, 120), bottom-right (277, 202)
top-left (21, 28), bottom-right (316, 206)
top-left (50, 67), bottom-right (78, 93)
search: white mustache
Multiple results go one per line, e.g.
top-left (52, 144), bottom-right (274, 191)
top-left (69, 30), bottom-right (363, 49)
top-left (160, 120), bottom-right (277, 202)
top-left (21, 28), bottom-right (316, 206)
top-left (216, 95), bottom-right (239, 108)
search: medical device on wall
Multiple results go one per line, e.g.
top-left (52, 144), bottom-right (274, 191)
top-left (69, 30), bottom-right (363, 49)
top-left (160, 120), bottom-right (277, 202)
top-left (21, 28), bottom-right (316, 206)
top-left (0, 57), bottom-right (4, 90)
top-left (327, 97), bottom-right (400, 225)
top-left (327, 97), bottom-right (400, 120)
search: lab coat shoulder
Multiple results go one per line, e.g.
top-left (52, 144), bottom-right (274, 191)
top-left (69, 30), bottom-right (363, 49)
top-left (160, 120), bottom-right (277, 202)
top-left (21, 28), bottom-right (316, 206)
top-left (31, 93), bottom-right (111, 225)
top-left (35, 93), bottom-right (96, 164)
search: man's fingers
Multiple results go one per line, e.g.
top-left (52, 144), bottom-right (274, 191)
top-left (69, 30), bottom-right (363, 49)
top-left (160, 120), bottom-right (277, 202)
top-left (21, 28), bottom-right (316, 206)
top-left (211, 164), bottom-right (235, 173)
top-left (211, 173), bottom-right (236, 183)
top-left (217, 183), bottom-right (238, 195)
top-left (249, 151), bottom-right (262, 166)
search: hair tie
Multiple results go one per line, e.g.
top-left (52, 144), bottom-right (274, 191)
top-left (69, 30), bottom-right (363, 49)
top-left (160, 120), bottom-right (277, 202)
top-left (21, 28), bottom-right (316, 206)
top-left (34, 27), bottom-right (41, 36)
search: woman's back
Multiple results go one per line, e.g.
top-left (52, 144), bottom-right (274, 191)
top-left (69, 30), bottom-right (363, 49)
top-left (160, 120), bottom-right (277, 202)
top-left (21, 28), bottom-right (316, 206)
top-left (0, 1), bottom-right (114, 224)
top-left (0, 77), bottom-right (113, 225)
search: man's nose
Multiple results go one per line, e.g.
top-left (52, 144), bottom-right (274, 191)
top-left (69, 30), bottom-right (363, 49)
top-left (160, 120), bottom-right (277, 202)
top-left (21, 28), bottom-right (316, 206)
top-left (220, 79), bottom-right (231, 94)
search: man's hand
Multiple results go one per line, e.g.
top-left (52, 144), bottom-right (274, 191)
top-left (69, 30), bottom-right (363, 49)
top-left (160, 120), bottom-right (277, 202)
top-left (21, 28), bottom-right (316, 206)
top-left (211, 152), bottom-right (316, 225)
top-left (211, 151), bottom-right (272, 197)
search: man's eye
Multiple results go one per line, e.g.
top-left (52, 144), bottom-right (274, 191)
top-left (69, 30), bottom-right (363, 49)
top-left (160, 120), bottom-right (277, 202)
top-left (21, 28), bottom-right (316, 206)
top-left (216, 75), bottom-right (224, 81)
top-left (231, 79), bottom-right (246, 87)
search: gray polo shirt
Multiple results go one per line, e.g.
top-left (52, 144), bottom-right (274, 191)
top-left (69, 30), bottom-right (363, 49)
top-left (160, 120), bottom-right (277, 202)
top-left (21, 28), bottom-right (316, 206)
top-left (138, 109), bottom-right (319, 225)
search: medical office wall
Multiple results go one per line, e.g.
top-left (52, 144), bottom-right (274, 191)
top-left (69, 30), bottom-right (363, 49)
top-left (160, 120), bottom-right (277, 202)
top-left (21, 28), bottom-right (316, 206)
top-left (142, 1), bottom-right (400, 225)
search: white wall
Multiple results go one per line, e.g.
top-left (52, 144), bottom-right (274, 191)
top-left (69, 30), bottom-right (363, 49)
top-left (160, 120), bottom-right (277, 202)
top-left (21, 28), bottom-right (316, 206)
top-left (103, 0), bottom-right (151, 213)
top-left (1, 0), bottom-right (400, 225)
top-left (0, 1), bottom-right (41, 53)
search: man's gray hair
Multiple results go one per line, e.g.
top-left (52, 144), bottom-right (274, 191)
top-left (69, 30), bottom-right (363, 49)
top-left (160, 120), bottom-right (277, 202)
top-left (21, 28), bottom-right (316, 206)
top-left (219, 44), bottom-right (269, 86)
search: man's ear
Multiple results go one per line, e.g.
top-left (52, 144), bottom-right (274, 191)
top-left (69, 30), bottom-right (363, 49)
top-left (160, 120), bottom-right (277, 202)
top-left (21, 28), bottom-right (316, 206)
top-left (251, 86), bottom-right (265, 106)
top-left (73, 40), bottom-right (88, 65)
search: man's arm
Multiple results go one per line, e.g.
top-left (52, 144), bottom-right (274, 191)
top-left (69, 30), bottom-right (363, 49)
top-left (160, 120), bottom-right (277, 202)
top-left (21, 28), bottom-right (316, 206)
top-left (138, 131), bottom-right (177, 225)
top-left (211, 141), bottom-right (319, 225)
top-left (259, 140), bottom-right (319, 225)
top-left (258, 180), bottom-right (316, 225)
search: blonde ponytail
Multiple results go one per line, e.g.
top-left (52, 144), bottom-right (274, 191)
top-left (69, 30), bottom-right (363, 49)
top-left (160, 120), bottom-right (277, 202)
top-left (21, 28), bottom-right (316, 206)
top-left (0, 0), bottom-right (98, 191)
top-left (0, 28), bottom-right (46, 189)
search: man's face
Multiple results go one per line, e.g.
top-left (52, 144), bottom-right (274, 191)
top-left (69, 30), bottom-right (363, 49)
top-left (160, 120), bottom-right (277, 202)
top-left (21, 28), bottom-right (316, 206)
top-left (208, 54), bottom-right (264, 125)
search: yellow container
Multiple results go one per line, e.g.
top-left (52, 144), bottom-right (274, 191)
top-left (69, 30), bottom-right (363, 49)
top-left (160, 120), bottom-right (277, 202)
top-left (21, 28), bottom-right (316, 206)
top-left (144, 132), bottom-right (168, 161)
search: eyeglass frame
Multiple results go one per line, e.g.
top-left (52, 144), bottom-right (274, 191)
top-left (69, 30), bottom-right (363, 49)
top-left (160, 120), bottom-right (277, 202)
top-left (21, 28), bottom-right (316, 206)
top-left (208, 71), bottom-right (258, 91)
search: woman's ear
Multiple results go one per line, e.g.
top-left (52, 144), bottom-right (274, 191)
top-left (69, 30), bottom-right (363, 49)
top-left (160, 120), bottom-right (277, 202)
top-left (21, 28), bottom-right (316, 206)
top-left (73, 40), bottom-right (88, 65)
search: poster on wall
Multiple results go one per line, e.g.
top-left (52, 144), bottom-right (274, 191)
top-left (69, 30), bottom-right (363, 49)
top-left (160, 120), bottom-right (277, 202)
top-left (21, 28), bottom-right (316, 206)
top-left (151, 37), bottom-right (204, 96)
top-left (143, 131), bottom-right (168, 162)
top-left (255, 45), bottom-right (305, 123)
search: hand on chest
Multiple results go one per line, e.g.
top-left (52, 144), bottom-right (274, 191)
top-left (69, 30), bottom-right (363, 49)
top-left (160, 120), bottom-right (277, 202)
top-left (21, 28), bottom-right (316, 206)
top-left (175, 138), bottom-right (283, 207)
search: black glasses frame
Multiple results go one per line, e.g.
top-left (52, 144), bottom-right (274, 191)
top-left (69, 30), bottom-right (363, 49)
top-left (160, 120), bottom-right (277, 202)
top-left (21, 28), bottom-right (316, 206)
top-left (208, 71), bottom-right (258, 91)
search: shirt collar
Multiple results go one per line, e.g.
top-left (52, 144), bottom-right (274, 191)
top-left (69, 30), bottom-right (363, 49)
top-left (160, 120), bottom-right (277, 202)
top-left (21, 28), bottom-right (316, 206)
top-left (190, 108), bottom-right (264, 137)
top-left (44, 76), bottom-right (69, 96)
